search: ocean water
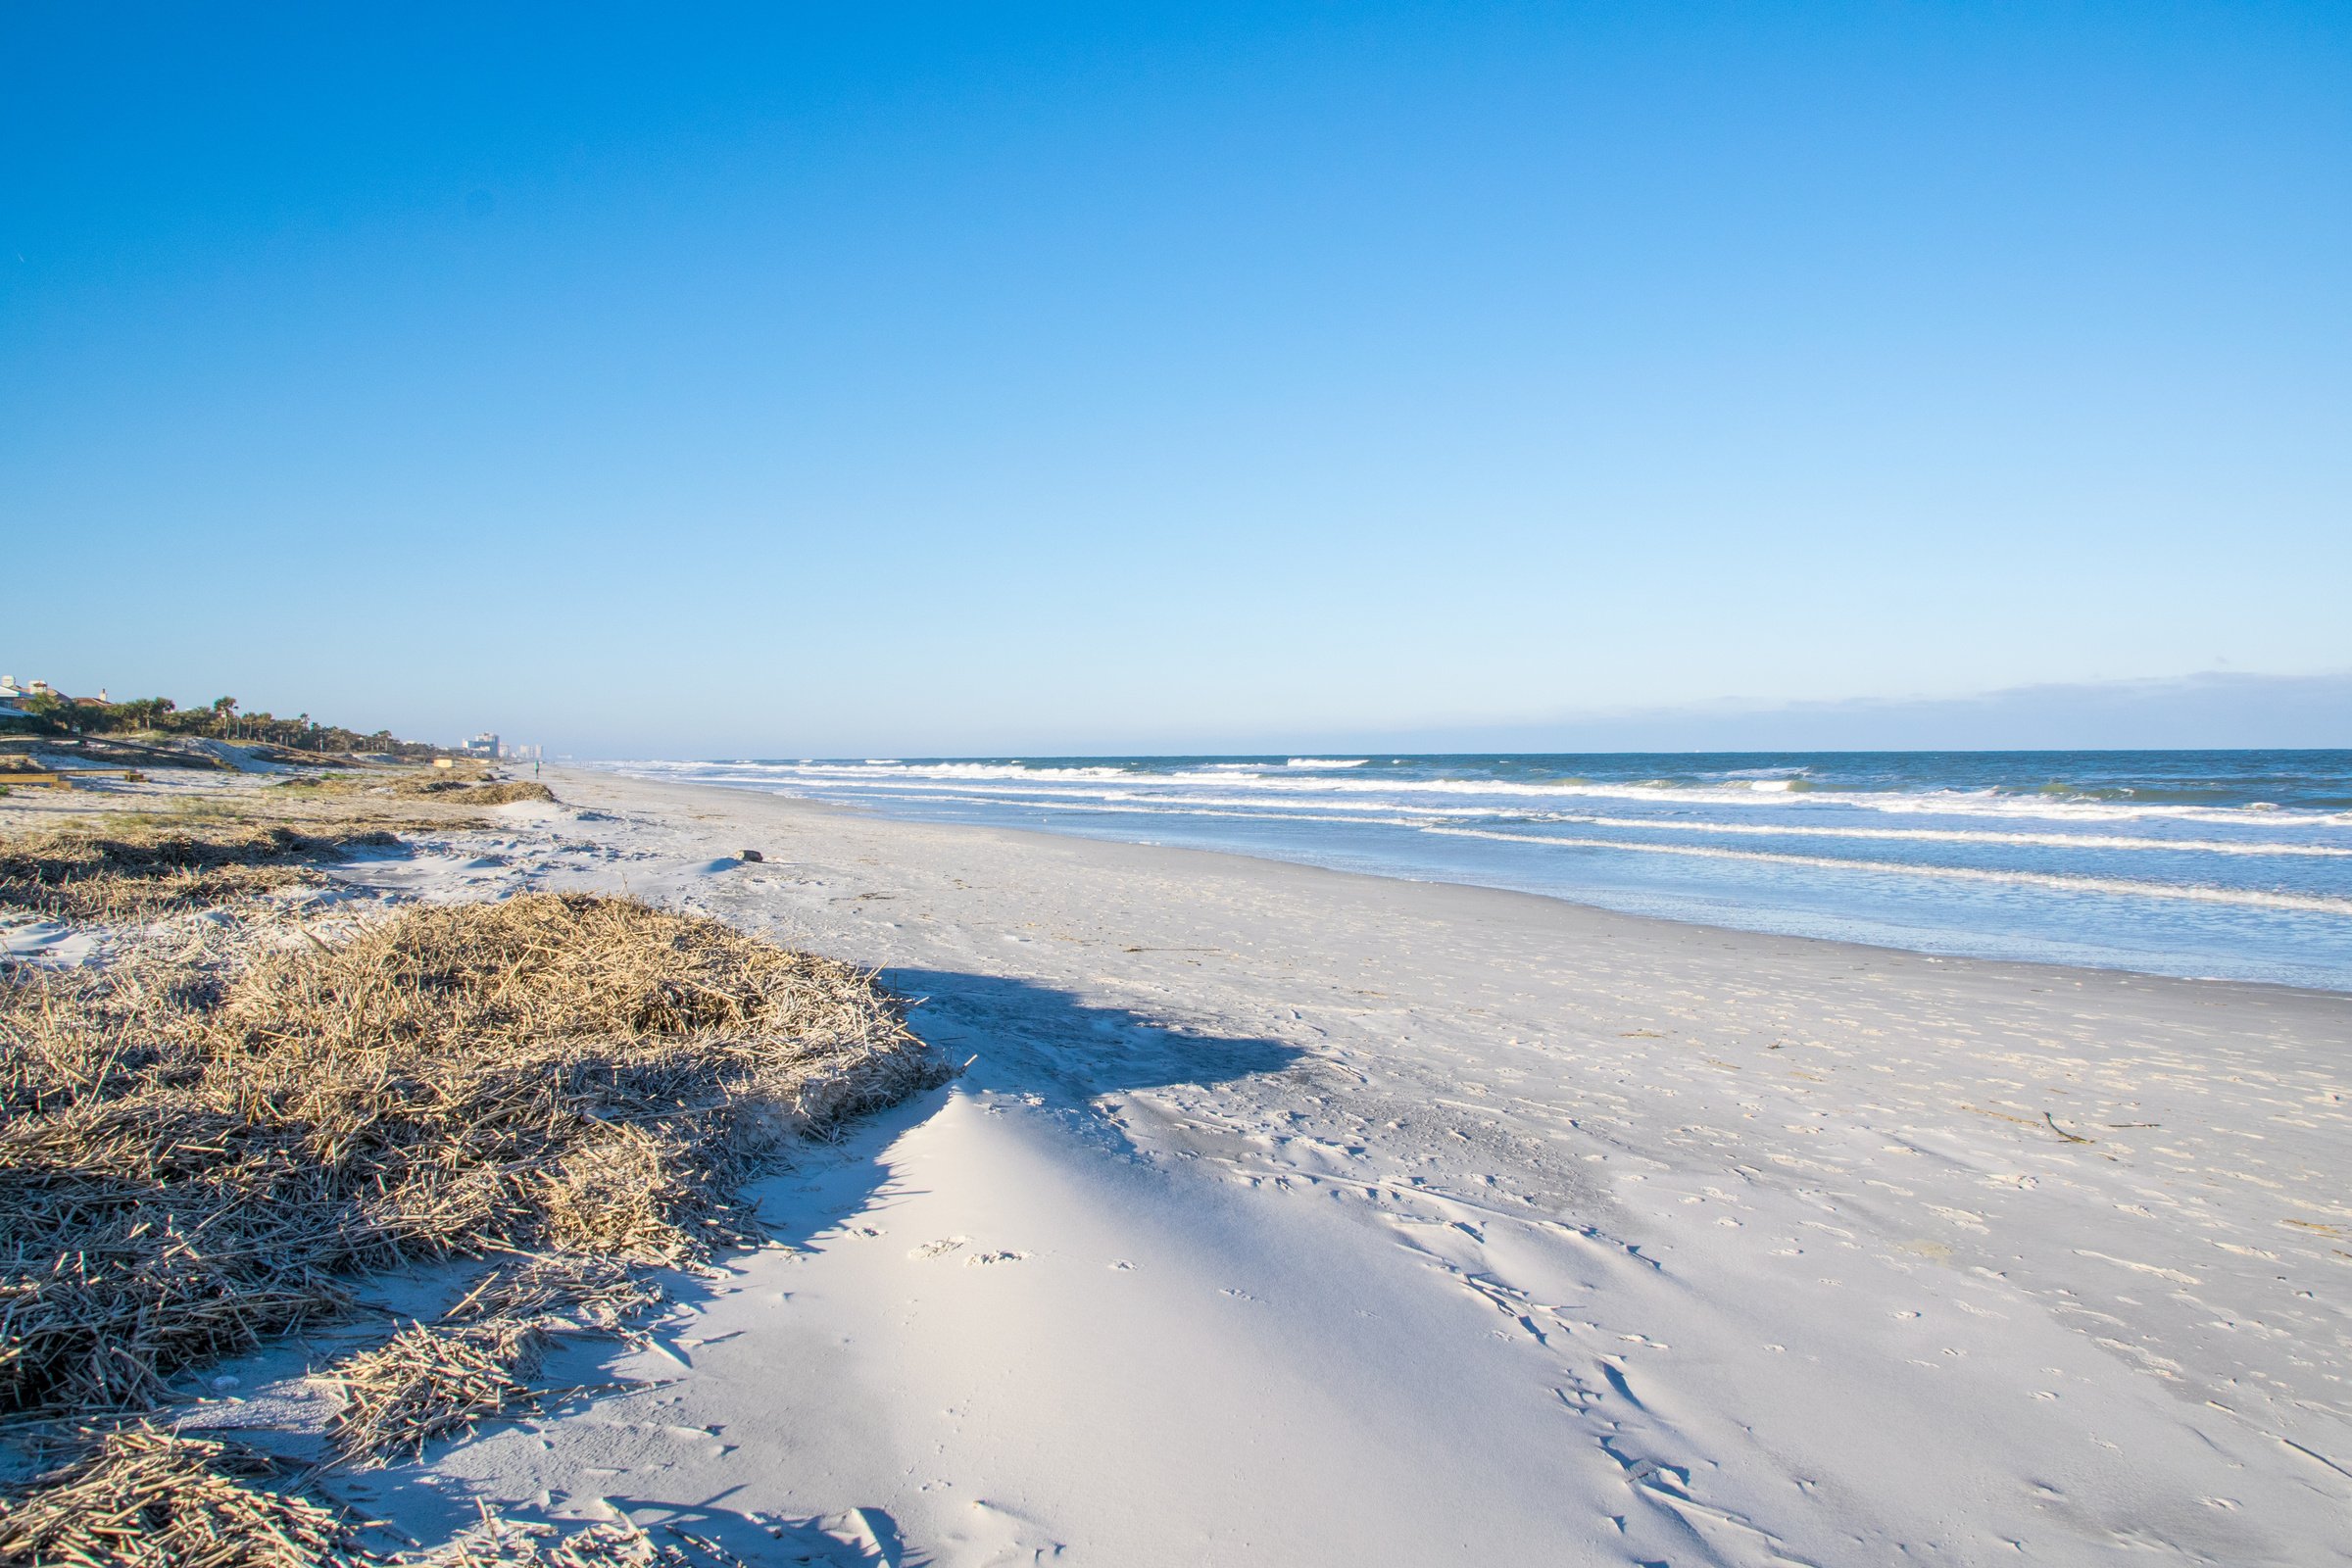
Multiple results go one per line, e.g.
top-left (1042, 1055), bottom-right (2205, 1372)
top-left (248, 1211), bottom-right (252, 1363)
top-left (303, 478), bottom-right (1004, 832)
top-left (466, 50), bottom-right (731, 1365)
top-left (605, 752), bottom-right (2352, 992)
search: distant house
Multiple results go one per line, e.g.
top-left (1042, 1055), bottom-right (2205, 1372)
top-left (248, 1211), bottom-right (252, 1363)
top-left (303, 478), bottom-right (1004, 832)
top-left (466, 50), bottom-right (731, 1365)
top-left (464, 732), bottom-right (502, 760)
top-left (1, 678), bottom-right (130, 730)
top-left (0, 676), bottom-right (51, 726)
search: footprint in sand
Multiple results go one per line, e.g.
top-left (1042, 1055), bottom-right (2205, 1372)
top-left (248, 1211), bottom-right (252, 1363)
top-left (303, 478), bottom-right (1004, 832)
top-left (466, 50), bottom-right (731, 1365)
top-left (910, 1237), bottom-right (969, 1259)
top-left (964, 1250), bottom-right (1030, 1267)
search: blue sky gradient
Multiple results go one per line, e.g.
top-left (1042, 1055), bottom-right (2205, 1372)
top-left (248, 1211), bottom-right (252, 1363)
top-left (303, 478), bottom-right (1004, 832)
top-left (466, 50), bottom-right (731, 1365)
top-left (7, 3), bottom-right (2347, 755)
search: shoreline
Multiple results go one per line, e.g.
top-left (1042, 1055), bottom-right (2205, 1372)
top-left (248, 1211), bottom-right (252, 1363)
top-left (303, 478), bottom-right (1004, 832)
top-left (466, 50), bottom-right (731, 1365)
top-left (14, 762), bottom-right (2349, 1564)
top-left (483, 763), bottom-right (2352, 1564)
top-left (577, 764), bottom-right (2352, 1004)
top-left (581, 753), bottom-right (2352, 994)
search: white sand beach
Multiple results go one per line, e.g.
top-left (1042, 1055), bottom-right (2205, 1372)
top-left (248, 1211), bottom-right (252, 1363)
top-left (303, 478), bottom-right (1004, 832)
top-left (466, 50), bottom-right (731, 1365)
top-left (193, 768), bottom-right (2352, 1564)
top-left (21, 6), bottom-right (2351, 1562)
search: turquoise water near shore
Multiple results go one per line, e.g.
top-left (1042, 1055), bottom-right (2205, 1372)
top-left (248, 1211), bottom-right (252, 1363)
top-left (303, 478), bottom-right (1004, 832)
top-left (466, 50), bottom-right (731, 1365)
top-left (608, 752), bottom-right (2352, 991)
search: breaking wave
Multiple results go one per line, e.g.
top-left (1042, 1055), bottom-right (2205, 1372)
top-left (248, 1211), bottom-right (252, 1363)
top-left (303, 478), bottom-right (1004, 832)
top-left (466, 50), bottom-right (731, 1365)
top-left (1418, 827), bottom-right (2352, 916)
top-left (601, 749), bottom-right (2352, 988)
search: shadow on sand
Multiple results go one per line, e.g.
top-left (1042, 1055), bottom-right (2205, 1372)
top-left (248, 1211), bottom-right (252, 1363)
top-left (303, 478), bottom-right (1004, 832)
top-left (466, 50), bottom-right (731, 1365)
top-left (883, 962), bottom-right (1299, 1102)
top-left (359, 968), bottom-right (1302, 1566)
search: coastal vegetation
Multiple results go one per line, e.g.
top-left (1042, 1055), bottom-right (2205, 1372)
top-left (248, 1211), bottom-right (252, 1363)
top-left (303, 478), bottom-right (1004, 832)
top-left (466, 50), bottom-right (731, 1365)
top-left (273, 769), bottom-right (559, 808)
top-left (2, 693), bottom-right (434, 757)
top-left (0, 818), bottom-right (407, 921)
top-left (0, 783), bottom-right (946, 1565)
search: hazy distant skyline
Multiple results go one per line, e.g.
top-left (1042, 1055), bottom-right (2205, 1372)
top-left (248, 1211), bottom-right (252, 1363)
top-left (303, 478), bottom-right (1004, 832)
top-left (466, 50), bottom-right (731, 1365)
top-left (6, 665), bottom-right (2341, 761)
top-left (8, 4), bottom-right (2348, 756)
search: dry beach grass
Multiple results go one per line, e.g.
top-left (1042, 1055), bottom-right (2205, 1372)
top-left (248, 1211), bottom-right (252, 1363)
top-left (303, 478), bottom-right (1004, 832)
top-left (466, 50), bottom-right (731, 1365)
top-left (327, 1318), bottom-right (547, 1467)
top-left (270, 768), bottom-right (559, 808)
top-left (0, 1424), bottom-right (353, 1568)
top-left (0, 818), bottom-right (406, 922)
top-left (388, 779), bottom-right (557, 807)
top-left (326, 1254), bottom-right (664, 1470)
top-left (0, 781), bottom-right (946, 1565)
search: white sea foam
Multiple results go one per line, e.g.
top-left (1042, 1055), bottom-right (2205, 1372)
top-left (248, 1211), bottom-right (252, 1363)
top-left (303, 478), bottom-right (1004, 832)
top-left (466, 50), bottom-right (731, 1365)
top-left (621, 760), bottom-right (2352, 840)
top-left (869, 789), bottom-right (1382, 828)
top-left (718, 775), bottom-right (1456, 816)
top-left (759, 778), bottom-right (2335, 856)
top-left (1542, 814), bottom-right (2352, 858)
top-left (1420, 827), bottom-right (2352, 916)
top-left (632, 766), bottom-right (2350, 857)
top-left (594, 758), bottom-right (2352, 986)
top-left (677, 760), bottom-right (2346, 829)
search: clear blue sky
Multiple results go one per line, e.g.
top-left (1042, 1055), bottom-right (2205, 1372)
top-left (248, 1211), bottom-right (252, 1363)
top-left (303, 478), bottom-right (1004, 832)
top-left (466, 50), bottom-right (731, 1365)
top-left (7, 3), bottom-right (2347, 756)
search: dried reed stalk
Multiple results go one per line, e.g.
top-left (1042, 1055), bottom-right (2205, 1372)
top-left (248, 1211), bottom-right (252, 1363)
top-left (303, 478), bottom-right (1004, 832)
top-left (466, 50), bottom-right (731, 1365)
top-left (418, 1516), bottom-right (681, 1567)
top-left (1, 892), bottom-right (944, 1419)
top-left (328, 1318), bottom-right (547, 1465)
top-left (0, 1423), bottom-right (355, 1568)
top-left (390, 781), bottom-right (556, 807)
top-left (0, 821), bottom-right (403, 921)
top-left (443, 1255), bottom-right (660, 1333)
top-left (2, 793), bottom-right (941, 1564)
top-left (325, 1250), bottom-right (663, 1468)
top-left (270, 771), bottom-right (555, 808)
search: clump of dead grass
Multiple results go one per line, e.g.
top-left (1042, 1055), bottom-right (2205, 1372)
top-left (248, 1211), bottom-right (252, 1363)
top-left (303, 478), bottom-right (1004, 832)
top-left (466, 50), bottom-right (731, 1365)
top-left (325, 1252), bottom-right (661, 1468)
top-left (0, 1423), bottom-right (354, 1568)
top-left (0, 892), bottom-right (943, 1420)
top-left (328, 1318), bottom-right (547, 1466)
top-left (389, 779), bottom-right (556, 807)
top-left (0, 1423), bottom-right (690, 1567)
top-left (444, 1254), bottom-right (660, 1333)
top-left (0, 820), bottom-right (403, 921)
top-left (445, 782), bottom-right (555, 807)
top-left (419, 1516), bottom-right (682, 1567)
top-left (270, 771), bottom-right (557, 808)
